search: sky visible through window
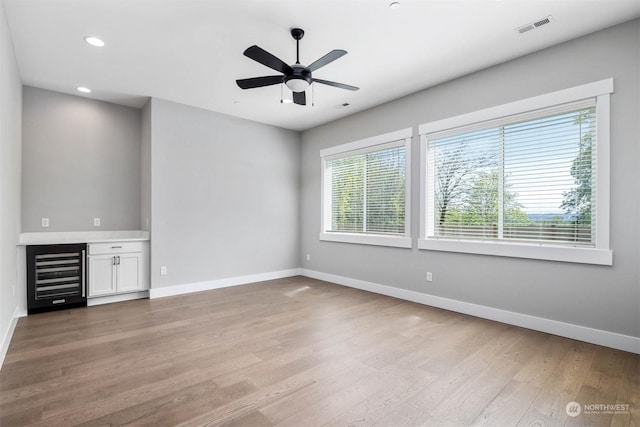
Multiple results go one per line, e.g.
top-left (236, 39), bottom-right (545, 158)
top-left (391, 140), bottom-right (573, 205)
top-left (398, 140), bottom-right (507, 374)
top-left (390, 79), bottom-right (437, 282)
top-left (504, 111), bottom-right (590, 217)
top-left (432, 108), bottom-right (593, 222)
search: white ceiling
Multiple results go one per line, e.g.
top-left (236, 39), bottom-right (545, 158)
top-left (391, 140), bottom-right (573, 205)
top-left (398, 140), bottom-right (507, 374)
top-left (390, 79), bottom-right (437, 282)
top-left (4, 0), bottom-right (640, 131)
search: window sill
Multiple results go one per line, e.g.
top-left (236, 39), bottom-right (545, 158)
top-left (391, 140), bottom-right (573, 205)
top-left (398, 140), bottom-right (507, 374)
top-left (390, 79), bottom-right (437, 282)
top-left (320, 232), bottom-right (412, 248)
top-left (418, 238), bottom-right (612, 265)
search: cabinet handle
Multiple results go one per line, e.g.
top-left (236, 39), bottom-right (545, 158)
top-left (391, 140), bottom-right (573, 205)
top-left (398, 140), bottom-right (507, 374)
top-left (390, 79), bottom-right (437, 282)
top-left (117, 256), bottom-right (120, 265)
top-left (81, 250), bottom-right (86, 297)
top-left (111, 246), bottom-right (123, 249)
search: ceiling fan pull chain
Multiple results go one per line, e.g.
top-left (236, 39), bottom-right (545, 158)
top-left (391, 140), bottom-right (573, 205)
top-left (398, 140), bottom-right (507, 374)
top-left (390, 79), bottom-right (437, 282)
top-left (312, 83), bottom-right (315, 107)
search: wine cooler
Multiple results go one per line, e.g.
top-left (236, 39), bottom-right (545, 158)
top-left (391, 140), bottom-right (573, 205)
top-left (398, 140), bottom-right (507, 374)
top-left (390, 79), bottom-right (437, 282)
top-left (27, 243), bottom-right (87, 314)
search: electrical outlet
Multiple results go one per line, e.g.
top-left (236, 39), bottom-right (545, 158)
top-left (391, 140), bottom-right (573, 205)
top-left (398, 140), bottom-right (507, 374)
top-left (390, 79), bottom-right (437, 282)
top-left (160, 266), bottom-right (167, 276)
top-left (41, 217), bottom-right (49, 228)
top-left (93, 217), bottom-right (101, 227)
top-left (306, 254), bottom-right (311, 261)
top-left (426, 272), bottom-right (433, 282)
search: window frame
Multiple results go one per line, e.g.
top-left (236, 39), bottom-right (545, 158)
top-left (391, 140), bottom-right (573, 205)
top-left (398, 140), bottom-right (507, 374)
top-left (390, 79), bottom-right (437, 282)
top-left (418, 79), bottom-right (613, 265)
top-left (320, 128), bottom-right (412, 248)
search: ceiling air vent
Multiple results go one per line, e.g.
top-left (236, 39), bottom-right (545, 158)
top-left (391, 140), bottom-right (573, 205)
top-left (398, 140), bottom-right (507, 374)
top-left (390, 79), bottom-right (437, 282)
top-left (533, 17), bottom-right (551, 28)
top-left (517, 24), bottom-right (535, 34)
top-left (516, 15), bottom-right (554, 35)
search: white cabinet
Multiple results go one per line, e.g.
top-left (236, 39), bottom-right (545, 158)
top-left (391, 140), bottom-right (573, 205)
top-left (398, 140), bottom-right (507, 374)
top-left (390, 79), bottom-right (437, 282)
top-left (89, 254), bottom-right (118, 296)
top-left (88, 241), bottom-right (148, 297)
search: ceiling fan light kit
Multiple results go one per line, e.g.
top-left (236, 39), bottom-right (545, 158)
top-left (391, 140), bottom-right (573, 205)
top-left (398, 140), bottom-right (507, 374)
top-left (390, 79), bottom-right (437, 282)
top-left (236, 27), bottom-right (358, 106)
top-left (284, 65), bottom-right (311, 92)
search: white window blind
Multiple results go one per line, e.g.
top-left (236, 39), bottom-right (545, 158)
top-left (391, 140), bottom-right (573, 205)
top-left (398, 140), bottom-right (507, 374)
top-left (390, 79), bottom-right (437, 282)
top-left (326, 143), bottom-right (406, 235)
top-left (425, 99), bottom-right (597, 247)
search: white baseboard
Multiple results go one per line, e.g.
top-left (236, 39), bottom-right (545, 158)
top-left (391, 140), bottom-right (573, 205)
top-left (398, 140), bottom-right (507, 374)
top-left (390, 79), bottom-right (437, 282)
top-left (88, 291), bottom-right (149, 306)
top-left (301, 269), bottom-right (640, 355)
top-left (0, 306), bottom-right (23, 370)
top-left (149, 268), bottom-right (302, 299)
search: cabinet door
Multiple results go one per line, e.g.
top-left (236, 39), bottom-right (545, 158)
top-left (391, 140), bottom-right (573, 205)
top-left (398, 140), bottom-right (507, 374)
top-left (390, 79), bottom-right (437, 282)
top-left (88, 255), bottom-right (116, 296)
top-left (116, 253), bottom-right (144, 293)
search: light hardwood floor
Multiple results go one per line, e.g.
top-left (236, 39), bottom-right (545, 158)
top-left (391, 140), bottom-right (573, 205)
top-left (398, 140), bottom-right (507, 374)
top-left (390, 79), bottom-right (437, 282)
top-left (1, 276), bottom-right (638, 426)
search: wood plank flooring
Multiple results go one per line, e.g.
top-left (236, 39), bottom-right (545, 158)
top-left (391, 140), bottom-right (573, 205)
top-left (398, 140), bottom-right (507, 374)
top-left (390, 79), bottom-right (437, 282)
top-left (1, 276), bottom-right (638, 426)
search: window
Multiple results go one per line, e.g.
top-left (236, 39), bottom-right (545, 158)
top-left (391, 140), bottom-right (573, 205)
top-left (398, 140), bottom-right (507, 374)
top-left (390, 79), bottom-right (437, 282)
top-left (320, 128), bottom-right (412, 248)
top-left (419, 79), bottom-right (613, 265)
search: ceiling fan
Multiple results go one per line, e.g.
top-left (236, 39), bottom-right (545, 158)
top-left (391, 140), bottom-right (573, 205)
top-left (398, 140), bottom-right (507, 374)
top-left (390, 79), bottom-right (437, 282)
top-left (236, 28), bottom-right (359, 106)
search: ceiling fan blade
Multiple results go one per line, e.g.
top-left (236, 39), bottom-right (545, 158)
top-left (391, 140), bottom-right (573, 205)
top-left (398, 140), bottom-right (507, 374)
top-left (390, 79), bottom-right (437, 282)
top-left (293, 91), bottom-right (306, 105)
top-left (236, 75), bottom-right (284, 89)
top-left (305, 50), bottom-right (347, 72)
top-left (312, 78), bottom-right (359, 91)
top-left (243, 45), bottom-right (293, 75)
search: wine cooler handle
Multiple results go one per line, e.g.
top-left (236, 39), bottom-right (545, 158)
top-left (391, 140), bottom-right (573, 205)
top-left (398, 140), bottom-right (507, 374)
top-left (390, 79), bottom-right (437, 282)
top-left (81, 249), bottom-right (86, 297)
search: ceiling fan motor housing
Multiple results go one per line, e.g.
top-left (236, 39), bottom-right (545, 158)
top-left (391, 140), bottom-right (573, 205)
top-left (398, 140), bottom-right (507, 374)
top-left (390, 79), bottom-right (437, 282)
top-left (285, 64), bottom-right (311, 92)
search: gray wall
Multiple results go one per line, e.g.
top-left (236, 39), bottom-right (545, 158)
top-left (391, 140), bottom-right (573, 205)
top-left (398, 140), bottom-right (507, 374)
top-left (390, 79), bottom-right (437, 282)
top-left (149, 98), bottom-right (300, 288)
top-left (0, 0), bottom-right (22, 357)
top-left (141, 100), bottom-right (151, 231)
top-left (300, 19), bottom-right (640, 338)
top-left (22, 86), bottom-right (142, 231)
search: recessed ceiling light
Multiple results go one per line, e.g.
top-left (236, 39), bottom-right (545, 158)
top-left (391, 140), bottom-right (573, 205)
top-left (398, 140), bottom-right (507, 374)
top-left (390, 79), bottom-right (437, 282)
top-left (84, 36), bottom-right (105, 47)
top-left (389, 2), bottom-right (400, 10)
top-left (77, 87), bottom-right (91, 93)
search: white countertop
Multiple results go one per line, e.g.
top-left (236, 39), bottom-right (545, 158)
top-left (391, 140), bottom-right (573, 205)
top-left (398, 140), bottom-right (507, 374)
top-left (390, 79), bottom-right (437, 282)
top-left (18, 230), bottom-right (149, 245)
